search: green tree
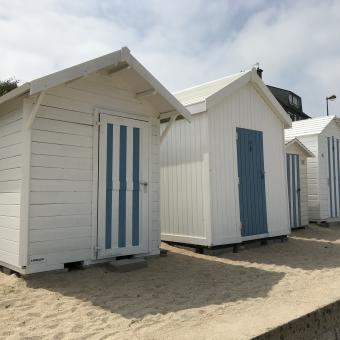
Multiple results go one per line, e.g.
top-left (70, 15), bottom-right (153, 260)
top-left (0, 78), bottom-right (19, 97)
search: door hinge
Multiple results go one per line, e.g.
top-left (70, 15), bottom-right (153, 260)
top-left (238, 177), bottom-right (240, 185)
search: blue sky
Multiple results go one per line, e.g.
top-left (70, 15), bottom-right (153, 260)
top-left (0, 0), bottom-right (339, 116)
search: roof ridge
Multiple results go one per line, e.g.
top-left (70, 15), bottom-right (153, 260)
top-left (173, 70), bottom-right (248, 95)
top-left (286, 115), bottom-right (337, 137)
top-left (291, 115), bottom-right (335, 125)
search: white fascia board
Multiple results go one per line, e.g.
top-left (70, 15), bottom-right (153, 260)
top-left (1, 47), bottom-right (190, 123)
top-left (251, 68), bottom-right (292, 128)
top-left (185, 101), bottom-right (207, 115)
top-left (0, 83), bottom-right (30, 106)
top-left (122, 48), bottom-right (191, 122)
top-left (206, 71), bottom-right (251, 109)
top-left (333, 116), bottom-right (340, 128)
top-left (29, 46), bottom-right (190, 122)
top-left (30, 50), bottom-right (123, 95)
top-left (327, 116), bottom-right (340, 131)
top-left (285, 138), bottom-right (315, 157)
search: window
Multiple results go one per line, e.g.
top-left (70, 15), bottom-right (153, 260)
top-left (289, 93), bottom-right (301, 109)
top-left (289, 94), bottom-right (293, 104)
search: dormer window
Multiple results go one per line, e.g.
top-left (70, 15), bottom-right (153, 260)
top-left (267, 85), bottom-right (309, 121)
top-left (289, 93), bottom-right (301, 109)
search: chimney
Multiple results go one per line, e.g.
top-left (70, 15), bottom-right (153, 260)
top-left (256, 68), bottom-right (263, 79)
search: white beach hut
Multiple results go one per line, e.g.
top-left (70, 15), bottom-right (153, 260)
top-left (161, 68), bottom-right (292, 249)
top-left (285, 138), bottom-right (314, 229)
top-left (0, 47), bottom-right (190, 274)
top-left (285, 116), bottom-right (340, 223)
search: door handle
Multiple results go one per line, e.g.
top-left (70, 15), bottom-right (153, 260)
top-left (140, 182), bottom-right (148, 187)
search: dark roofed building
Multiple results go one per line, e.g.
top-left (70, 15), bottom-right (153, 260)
top-left (268, 86), bottom-right (310, 121)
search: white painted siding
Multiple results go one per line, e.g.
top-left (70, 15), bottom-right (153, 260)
top-left (300, 156), bottom-right (309, 226)
top-left (285, 143), bottom-right (309, 226)
top-left (29, 114), bottom-right (93, 269)
top-left (161, 113), bottom-right (210, 245)
top-left (150, 119), bottom-right (161, 254)
top-left (208, 84), bottom-right (290, 244)
top-left (0, 98), bottom-right (23, 267)
top-left (285, 121), bottom-right (340, 222)
top-left (318, 121), bottom-right (340, 221)
top-left (318, 134), bottom-right (330, 220)
top-left (27, 73), bottom-right (161, 272)
top-left (284, 118), bottom-right (340, 223)
top-left (294, 135), bottom-right (319, 221)
top-left (161, 83), bottom-right (290, 247)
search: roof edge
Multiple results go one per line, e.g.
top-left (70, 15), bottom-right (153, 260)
top-left (122, 48), bottom-right (191, 122)
top-left (0, 83), bottom-right (30, 106)
top-left (204, 68), bottom-right (292, 128)
top-left (0, 47), bottom-right (191, 122)
top-left (174, 71), bottom-right (246, 96)
top-left (250, 68), bottom-right (292, 128)
top-left (206, 70), bottom-right (252, 109)
top-left (29, 49), bottom-right (124, 95)
top-left (285, 137), bottom-right (315, 157)
top-left (286, 115), bottom-right (337, 138)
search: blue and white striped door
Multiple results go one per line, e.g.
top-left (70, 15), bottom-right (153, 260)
top-left (286, 154), bottom-right (301, 228)
top-left (97, 114), bottom-right (148, 258)
top-left (236, 127), bottom-right (268, 237)
top-left (327, 136), bottom-right (340, 219)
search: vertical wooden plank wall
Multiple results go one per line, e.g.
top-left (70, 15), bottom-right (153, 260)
top-left (27, 73), bottom-right (161, 271)
top-left (161, 113), bottom-right (210, 245)
top-left (208, 84), bottom-right (290, 244)
top-left (0, 98), bottom-right (23, 266)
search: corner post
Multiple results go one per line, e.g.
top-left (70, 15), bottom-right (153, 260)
top-left (19, 93), bottom-right (44, 267)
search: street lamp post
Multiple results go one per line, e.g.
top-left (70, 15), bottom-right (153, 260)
top-left (326, 94), bottom-right (337, 116)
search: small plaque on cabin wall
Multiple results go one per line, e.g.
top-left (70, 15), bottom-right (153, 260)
top-left (29, 256), bottom-right (47, 264)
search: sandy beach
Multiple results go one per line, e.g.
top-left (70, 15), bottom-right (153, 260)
top-left (2, 224), bottom-right (340, 339)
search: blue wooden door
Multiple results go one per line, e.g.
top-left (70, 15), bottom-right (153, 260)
top-left (97, 113), bottom-right (149, 258)
top-left (286, 154), bottom-right (301, 228)
top-left (327, 136), bottom-right (340, 218)
top-left (236, 127), bottom-right (268, 237)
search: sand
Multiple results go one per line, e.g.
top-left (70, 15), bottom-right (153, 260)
top-left (2, 224), bottom-right (340, 339)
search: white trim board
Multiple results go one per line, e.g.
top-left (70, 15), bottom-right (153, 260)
top-left (0, 48), bottom-right (191, 122)
top-left (285, 138), bottom-right (315, 158)
top-left (93, 108), bottom-right (151, 260)
top-left (174, 68), bottom-right (291, 127)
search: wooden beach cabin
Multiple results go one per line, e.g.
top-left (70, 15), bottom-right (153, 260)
top-left (160, 68), bottom-right (292, 249)
top-left (285, 138), bottom-right (314, 229)
top-left (0, 47), bottom-right (190, 274)
top-left (285, 116), bottom-right (340, 224)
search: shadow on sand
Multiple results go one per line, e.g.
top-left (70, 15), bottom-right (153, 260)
top-left (291, 223), bottom-right (340, 242)
top-left (25, 252), bottom-right (284, 320)
top-left (220, 227), bottom-right (340, 270)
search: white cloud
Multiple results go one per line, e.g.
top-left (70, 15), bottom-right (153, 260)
top-left (0, 0), bottom-right (339, 116)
